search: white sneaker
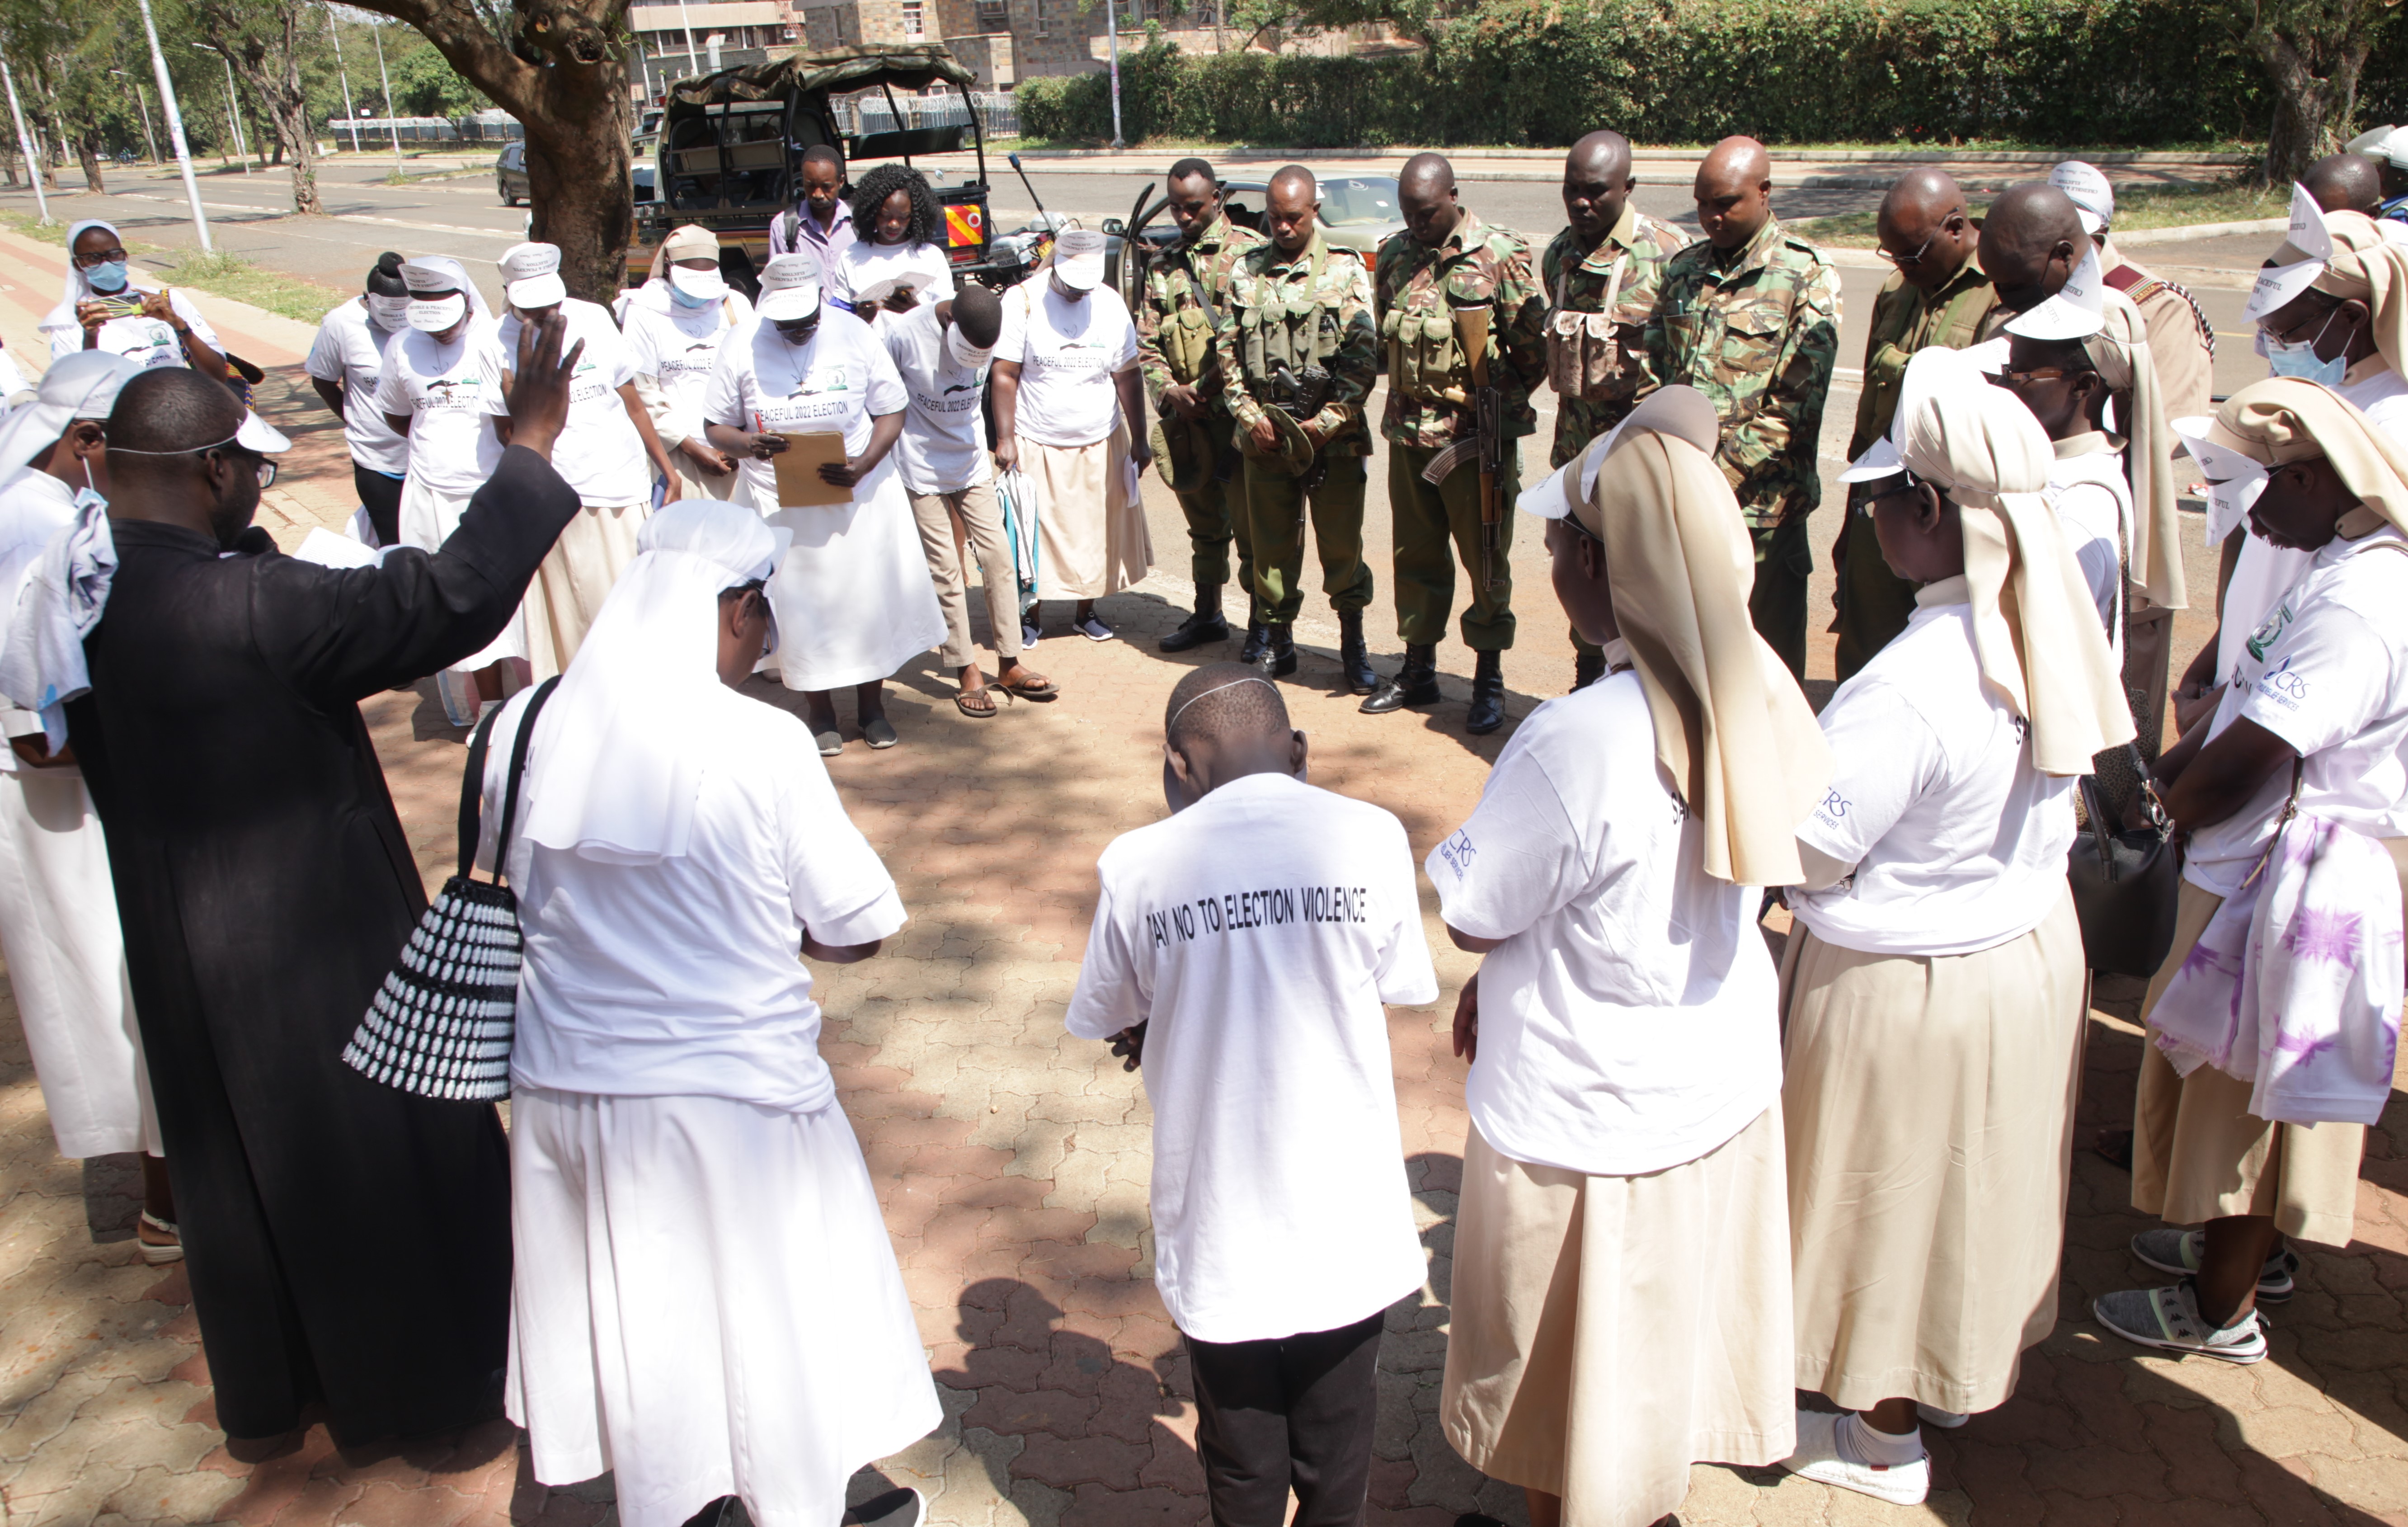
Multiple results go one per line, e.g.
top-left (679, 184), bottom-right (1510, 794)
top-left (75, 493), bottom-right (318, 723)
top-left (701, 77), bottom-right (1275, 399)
top-left (1779, 1409), bottom-right (1931, 1506)
top-left (1915, 1404), bottom-right (1969, 1429)
top-left (2093, 1281), bottom-right (2268, 1363)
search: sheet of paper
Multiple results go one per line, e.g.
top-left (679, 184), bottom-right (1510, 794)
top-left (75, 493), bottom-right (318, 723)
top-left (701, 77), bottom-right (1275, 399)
top-left (294, 527), bottom-right (385, 569)
top-left (769, 431), bottom-right (853, 507)
top-left (850, 275), bottom-right (918, 308)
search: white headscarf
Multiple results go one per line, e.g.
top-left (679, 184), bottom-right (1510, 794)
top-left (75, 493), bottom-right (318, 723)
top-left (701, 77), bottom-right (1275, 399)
top-left (518, 500), bottom-right (789, 866)
top-left (38, 220), bottom-right (139, 338)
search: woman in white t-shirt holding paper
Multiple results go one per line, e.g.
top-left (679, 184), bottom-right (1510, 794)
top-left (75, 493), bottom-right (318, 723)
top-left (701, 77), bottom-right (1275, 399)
top-left (832, 165), bottom-right (959, 329)
top-left (991, 228), bottom-right (1153, 645)
top-left (1778, 349), bottom-right (2131, 1505)
top-left (623, 224), bottom-right (756, 503)
top-left (40, 220), bottom-right (229, 381)
top-left (704, 252), bottom-right (944, 757)
top-left (1429, 391), bottom-right (1825, 1527)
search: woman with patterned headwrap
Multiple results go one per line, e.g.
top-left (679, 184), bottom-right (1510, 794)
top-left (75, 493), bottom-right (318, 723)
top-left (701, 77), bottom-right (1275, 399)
top-left (1778, 346), bottom-right (2133, 1505)
top-left (1427, 388), bottom-right (1829, 1527)
top-left (2093, 377), bottom-right (2408, 1367)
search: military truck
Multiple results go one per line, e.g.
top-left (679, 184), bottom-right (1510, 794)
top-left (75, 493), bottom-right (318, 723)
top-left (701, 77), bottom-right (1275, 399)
top-left (630, 42), bottom-right (1043, 297)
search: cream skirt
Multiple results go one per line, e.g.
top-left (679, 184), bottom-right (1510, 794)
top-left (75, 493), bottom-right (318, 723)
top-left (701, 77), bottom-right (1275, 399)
top-left (1781, 890), bottom-right (2088, 1414)
top-left (2131, 879), bottom-right (2367, 1247)
top-left (1440, 1108), bottom-right (1793, 1527)
top-left (1023, 425), bottom-right (1152, 601)
top-left (397, 475), bottom-right (527, 673)
top-left (522, 501), bottom-right (648, 681)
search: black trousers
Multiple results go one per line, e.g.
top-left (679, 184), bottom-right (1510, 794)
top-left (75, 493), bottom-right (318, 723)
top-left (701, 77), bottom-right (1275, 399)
top-left (1184, 1309), bottom-right (1385, 1527)
top-left (353, 462), bottom-right (404, 547)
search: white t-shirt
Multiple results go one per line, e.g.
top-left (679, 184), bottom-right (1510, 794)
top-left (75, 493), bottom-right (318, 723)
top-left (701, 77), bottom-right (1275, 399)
top-left (996, 279), bottom-right (1138, 448)
top-left (702, 310), bottom-right (908, 510)
top-left (372, 318), bottom-right (506, 500)
top-left (834, 240), bottom-right (958, 318)
top-left (1427, 665), bottom-right (1783, 1178)
top-left (2045, 435), bottom-right (2128, 639)
top-left (881, 301), bottom-right (990, 495)
top-left (47, 287), bottom-right (222, 369)
top-left (1064, 772), bottom-right (1438, 1344)
top-left (480, 684), bottom-right (907, 1113)
top-left (624, 296), bottom-right (746, 450)
top-left (1791, 580), bottom-right (2077, 956)
top-left (306, 299), bottom-right (410, 476)
top-left (2184, 528), bottom-right (2408, 896)
top-left (0, 469), bottom-right (73, 772)
top-left (484, 298), bottom-right (649, 507)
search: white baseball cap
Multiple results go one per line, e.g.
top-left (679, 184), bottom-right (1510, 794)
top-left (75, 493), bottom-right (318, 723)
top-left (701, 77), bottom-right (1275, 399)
top-left (2169, 415), bottom-right (2268, 547)
top-left (1518, 387), bottom-right (1721, 527)
top-left (755, 252), bottom-right (824, 323)
top-left (2004, 243), bottom-right (2108, 342)
top-left (1052, 228), bottom-right (1107, 291)
top-left (2050, 160), bottom-right (2115, 236)
top-left (499, 242), bottom-right (567, 309)
top-left (233, 409), bottom-right (292, 454)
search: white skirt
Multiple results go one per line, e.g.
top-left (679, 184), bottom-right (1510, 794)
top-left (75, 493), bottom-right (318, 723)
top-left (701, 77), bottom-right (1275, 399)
top-left (0, 767), bottom-right (158, 1159)
top-left (398, 475), bottom-right (527, 672)
top-left (751, 455), bottom-right (946, 692)
top-left (506, 1087), bottom-right (941, 1527)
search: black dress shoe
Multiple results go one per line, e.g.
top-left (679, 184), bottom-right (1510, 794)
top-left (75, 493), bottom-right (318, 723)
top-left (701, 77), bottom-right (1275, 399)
top-left (1253, 624), bottom-right (1298, 678)
top-left (1157, 607), bottom-right (1229, 652)
top-left (1466, 649), bottom-right (1506, 735)
top-left (1360, 642), bottom-right (1440, 713)
top-left (1572, 648), bottom-right (1605, 691)
top-left (1337, 609), bottom-right (1378, 693)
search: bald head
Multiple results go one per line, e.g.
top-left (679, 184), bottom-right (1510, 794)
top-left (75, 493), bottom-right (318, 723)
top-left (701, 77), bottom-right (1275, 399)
top-left (2305, 151), bottom-right (2384, 217)
top-left (1563, 129), bottom-right (1636, 249)
top-left (105, 368), bottom-right (262, 548)
top-left (1166, 663), bottom-right (1290, 750)
top-left (1876, 168), bottom-right (1977, 292)
top-left (1978, 183), bottom-right (2086, 314)
top-left (1693, 135), bottom-right (1773, 252)
top-left (1398, 151), bottom-right (1463, 249)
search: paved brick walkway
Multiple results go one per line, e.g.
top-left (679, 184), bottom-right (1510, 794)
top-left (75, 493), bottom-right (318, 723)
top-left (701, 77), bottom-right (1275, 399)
top-left (0, 232), bottom-right (2405, 1527)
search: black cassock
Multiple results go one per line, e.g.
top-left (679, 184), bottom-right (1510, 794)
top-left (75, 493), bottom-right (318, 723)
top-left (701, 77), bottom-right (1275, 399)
top-left (67, 446), bottom-right (579, 1444)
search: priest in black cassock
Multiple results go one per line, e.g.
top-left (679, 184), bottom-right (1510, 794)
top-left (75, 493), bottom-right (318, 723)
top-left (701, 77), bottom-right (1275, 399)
top-left (61, 319), bottom-right (587, 1444)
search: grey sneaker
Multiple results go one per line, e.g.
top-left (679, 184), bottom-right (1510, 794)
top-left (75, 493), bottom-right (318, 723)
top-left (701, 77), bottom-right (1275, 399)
top-left (2093, 1280), bottom-right (2268, 1363)
top-left (2130, 1228), bottom-right (2298, 1302)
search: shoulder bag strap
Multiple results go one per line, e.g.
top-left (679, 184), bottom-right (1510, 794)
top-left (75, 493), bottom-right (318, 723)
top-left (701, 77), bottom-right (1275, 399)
top-left (455, 702), bottom-right (508, 877)
top-left (488, 675), bottom-right (564, 889)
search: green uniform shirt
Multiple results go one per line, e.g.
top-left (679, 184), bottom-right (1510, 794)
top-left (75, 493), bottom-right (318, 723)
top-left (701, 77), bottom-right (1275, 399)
top-left (1847, 256), bottom-right (2002, 460)
top-left (1373, 209), bottom-right (1548, 449)
top-left (1216, 228), bottom-right (1378, 456)
top-left (1539, 203), bottom-right (1690, 468)
top-left (1644, 217), bottom-right (1843, 528)
top-left (1134, 210), bottom-right (1267, 415)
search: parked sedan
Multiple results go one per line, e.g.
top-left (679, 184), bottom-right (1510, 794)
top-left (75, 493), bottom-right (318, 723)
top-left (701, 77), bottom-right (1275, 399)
top-left (495, 141), bottom-right (529, 206)
top-left (1107, 174), bottom-right (1406, 301)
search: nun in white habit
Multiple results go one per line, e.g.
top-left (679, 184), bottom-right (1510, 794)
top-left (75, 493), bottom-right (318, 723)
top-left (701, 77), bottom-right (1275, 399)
top-left (485, 499), bottom-right (939, 1527)
top-left (0, 351), bottom-right (178, 1258)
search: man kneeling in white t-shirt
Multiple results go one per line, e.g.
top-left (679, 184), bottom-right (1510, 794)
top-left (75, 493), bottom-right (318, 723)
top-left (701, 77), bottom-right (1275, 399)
top-left (1067, 661), bottom-right (1438, 1527)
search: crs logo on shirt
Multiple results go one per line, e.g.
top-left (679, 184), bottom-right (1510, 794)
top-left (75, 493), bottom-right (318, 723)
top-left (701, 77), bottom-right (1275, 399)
top-left (2254, 656), bottom-right (2309, 711)
top-left (1811, 788), bottom-right (1849, 829)
top-left (1434, 829), bottom-right (1476, 879)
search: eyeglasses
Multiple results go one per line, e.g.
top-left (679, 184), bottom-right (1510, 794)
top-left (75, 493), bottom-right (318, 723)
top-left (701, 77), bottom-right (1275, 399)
top-left (2261, 300), bottom-right (2343, 347)
top-left (110, 442), bottom-right (276, 486)
top-left (1992, 366), bottom-right (2082, 386)
top-left (1873, 209), bottom-right (1966, 268)
top-left (1853, 471), bottom-right (1929, 516)
top-left (72, 246), bottom-right (128, 268)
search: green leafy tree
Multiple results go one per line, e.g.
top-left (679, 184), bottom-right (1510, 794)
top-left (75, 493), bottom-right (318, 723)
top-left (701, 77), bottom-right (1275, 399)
top-left (2225, 0), bottom-right (2403, 180)
top-left (386, 37), bottom-right (487, 114)
top-left (185, 0), bottom-right (327, 212)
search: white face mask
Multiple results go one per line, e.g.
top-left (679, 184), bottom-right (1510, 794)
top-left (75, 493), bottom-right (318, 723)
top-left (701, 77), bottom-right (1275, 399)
top-left (367, 294), bottom-right (413, 329)
top-left (945, 323), bottom-right (994, 371)
top-left (407, 294), bottom-right (469, 334)
top-left (668, 264), bottom-right (728, 303)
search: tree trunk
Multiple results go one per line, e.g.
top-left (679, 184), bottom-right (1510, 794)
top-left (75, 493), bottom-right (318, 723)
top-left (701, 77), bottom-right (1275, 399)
top-left (201, 13), bottom-right (327, 216)
top-left (2246, 5), bottom-right (2375, 186)
top-left (74, 132), bottom-right (101, 194)
top-left (267, 95), bottom-right (321, 212)
top-left (525, 96), bottom-right (631, 298)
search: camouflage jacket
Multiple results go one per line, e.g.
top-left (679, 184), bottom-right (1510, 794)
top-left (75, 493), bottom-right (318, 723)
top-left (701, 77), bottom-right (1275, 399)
top-left (1848, 255), bottom-right (2001, 460)
top-left (1214, 230), bottom-right (1378, 455)
top-left (1539, 204), bottom-right (1690, 468)
top-left (1643, 217), bottom-right (1843, 527)
top-left (1372, 209), bottom-right (1548, 449)
top-left (1134, 211), bottom-right (1265, 416)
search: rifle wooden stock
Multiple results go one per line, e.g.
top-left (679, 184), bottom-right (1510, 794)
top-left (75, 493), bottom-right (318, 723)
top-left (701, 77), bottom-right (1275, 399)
top-left (1453, 304), bottom-right (1504, 591)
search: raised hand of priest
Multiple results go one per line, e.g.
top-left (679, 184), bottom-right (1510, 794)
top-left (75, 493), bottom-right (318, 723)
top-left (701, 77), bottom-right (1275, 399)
top-left (503, 311), bottom-right (586, 461)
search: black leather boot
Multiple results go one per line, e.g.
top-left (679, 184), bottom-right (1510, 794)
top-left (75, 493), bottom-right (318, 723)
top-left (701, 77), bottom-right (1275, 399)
top-left (1336, 609), bottom-right (1377, 694)
top-left (1253, 624), bottom-right (1298, 679)
top-left (1466, 649), bottom-right (1506, 735)
top-left (1360, 642), bottom-right (1440, 714)
top-left (1158, 589), bottom-right (1229, 652)
top-left (1237, 596), bottom-right (1270, 665)
top-left (1572, 648), bottom-right (1605, 692)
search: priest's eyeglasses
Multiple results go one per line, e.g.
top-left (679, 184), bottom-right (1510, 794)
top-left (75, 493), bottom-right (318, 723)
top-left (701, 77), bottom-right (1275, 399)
top-left (111, 439), bottom-right (277, 487)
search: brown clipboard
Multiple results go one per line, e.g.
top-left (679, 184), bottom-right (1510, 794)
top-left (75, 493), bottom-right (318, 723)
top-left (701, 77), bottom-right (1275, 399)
top-left (767, 430), bottom-right (851, 507)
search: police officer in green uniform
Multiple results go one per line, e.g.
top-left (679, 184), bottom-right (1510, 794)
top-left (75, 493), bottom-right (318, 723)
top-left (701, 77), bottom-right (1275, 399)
top-left (1216, 165), bottom-right (1381, 690)
top-left (1360, 152), bottom-right (1548, 735)
top-left (1137, 157), bottom-right (1270, 655)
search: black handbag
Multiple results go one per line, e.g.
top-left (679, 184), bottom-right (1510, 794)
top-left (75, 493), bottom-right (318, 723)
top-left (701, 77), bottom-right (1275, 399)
top-left (2067, 748), bottom-right (2179, 979)
top-left (342, 677), bottom-right (561, 1101)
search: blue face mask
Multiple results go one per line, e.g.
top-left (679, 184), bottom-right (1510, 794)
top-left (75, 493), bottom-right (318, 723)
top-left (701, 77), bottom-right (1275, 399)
top-left (2265, 310), bottom-right (2350, 388)
top-left (85, 261), bottom-right (129, 294)
top-left (668, 280), bottom-right (715, 309)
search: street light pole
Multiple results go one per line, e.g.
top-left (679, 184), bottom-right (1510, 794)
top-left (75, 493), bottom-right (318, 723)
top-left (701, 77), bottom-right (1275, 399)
top-left (325, 6), bottom-right (361, 156)
top-left (675, 0), bottom-right (699, 76)
top-left (112, 71), bottom-right (160, 165)
top-left (0, 58), bottom-right (48, 223)
top-left (369, 20), bottom-right (403, 173)
top-left (193, 45), bottom-right (249, 176)
top-left (133, 0), bottom-right (211, 250)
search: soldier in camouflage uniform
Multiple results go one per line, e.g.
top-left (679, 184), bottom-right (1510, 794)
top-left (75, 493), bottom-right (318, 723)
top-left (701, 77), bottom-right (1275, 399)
top-left (1644, 135), bottom-right (1842, 681)
top-left (1136, 157), bottom-right (1269, 655)
top-left (1216, 166), bottom-right (1381, 690)
top-left (1539, 128), bottom-right (1689, 691)
top-left (1361, 152), bottom-right (1549, 736)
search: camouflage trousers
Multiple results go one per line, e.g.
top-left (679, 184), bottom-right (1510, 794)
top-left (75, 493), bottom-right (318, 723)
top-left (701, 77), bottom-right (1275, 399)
top-left (1750, 515), bottom-right (1813, 682)
top-left (1243, 452), bottom-right (1373, 626)
top-left (1389, 440), bottom-right (1519, 651)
